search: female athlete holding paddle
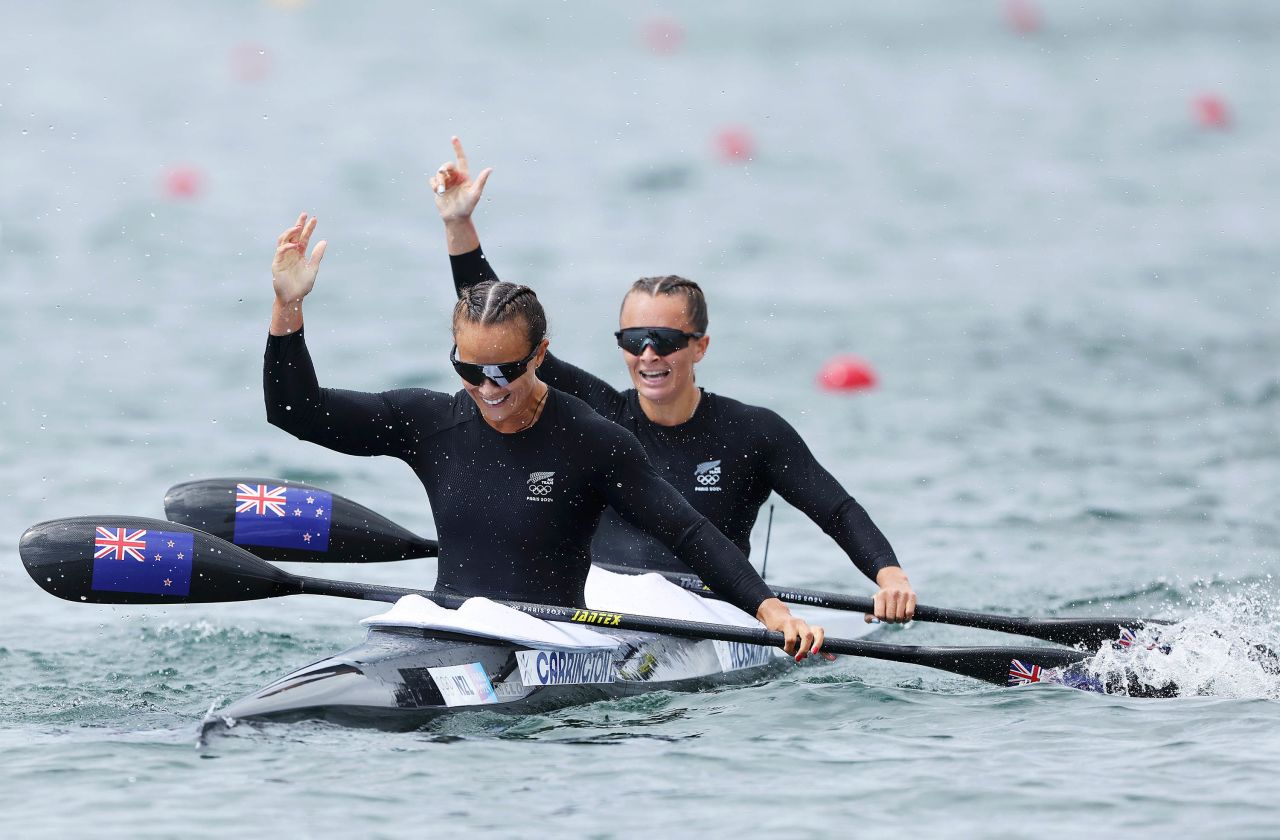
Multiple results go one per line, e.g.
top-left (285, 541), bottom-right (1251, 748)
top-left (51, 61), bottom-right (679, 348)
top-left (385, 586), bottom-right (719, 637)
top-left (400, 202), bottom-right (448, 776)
top-left (429, 138), bottom-right (917, 624)
top-left (265, 213), bottom-right (825, 659)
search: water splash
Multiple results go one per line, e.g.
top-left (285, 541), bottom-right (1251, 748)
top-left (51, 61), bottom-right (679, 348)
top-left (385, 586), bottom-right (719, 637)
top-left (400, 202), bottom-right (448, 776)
top-left (1079, 582), bottom-right (1280, 699)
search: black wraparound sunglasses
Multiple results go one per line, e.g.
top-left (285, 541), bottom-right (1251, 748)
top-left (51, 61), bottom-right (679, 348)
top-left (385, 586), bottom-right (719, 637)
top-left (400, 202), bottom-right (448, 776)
top-left (450, 343), bottom-right (540, 387)
top-left (614, 327), bottom-right (705, 357)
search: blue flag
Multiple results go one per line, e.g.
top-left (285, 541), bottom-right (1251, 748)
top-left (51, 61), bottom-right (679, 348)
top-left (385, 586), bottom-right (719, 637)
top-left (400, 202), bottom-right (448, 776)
top-left (92, 527), bottom-right (194, 596)
top-left (232, 483), bottom-right (332, 551)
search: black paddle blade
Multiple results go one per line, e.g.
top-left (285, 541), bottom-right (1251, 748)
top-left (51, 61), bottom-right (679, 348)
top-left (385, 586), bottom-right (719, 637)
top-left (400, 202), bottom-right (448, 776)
top-left (19, 516), bottom-right (301, 605)
top-left (957, 615), bottom-right (1169, 648)
top-left (164, 477), bottom-right (438, 563)
top-left (853, 639), bottom-right (1087, 686)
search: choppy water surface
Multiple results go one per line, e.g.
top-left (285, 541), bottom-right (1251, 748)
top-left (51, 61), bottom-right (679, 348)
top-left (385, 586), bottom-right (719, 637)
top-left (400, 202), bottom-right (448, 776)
top-left (2, 2), bottom-right (1278, 837)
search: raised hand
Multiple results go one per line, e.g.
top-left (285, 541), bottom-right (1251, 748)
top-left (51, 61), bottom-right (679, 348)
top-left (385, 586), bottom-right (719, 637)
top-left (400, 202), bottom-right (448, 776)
top-left (272, 213), bottom-right (327, 303)
top-left (429, 136), bottom-right (492, 223)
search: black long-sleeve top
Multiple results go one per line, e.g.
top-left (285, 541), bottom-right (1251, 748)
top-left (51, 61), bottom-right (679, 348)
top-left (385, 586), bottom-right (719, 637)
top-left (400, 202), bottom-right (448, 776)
top-left (450, 247), bottom-right (900, 580)
top-left (263, 329), bottom-right (775, 614)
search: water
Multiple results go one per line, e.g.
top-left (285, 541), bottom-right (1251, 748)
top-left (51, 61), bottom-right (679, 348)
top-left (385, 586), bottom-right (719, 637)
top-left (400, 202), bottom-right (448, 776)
top-left (2, 1), bottom-right (1278, 836)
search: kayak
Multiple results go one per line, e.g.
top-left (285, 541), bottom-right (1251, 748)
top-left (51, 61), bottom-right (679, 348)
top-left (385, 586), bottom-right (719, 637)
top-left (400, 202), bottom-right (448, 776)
top-left (201, 566), bottom-right (818, 736)
top-left (203, 623), bottom-right (791, 735)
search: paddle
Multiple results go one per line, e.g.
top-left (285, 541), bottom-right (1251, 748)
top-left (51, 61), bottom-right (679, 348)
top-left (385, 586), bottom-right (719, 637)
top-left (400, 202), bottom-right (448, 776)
top-left (18, 515), bottom-right (1172, 696)
top-left (163, 477), bottom-right (1164, 649)
top-left (164, 477), bottom-right (438, 563)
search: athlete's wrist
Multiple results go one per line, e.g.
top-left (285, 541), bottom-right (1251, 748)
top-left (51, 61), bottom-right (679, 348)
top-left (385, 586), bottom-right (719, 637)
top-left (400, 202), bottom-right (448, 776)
top-left (875, 565), bottom-right (909, 588)
top-left (755, 597), bottom-right (790, 625)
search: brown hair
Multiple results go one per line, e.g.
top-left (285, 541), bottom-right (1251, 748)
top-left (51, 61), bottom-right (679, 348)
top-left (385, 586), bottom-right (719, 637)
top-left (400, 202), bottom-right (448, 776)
top-left (623, 275), bottom-right (708, 332)
top-left (452, 280), bottom-right (548, 350)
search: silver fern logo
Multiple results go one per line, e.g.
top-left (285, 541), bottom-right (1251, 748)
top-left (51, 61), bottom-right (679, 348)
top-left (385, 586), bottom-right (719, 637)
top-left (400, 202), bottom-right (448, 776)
top-left (694, 460), bottom-right (721, 491)
top-left (527, 471), bottom-right (555, 502)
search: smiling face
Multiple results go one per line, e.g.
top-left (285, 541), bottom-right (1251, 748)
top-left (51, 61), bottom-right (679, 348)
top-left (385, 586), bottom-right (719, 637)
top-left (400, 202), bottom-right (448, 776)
top-left (453, 318), bottom-right (548, 429)
top-left (618, 291), bottom-right (709, 405)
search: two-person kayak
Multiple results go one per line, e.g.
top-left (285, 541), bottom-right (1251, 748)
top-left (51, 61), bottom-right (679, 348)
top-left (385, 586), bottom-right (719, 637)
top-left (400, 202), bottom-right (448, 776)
top-left (203, 566), bottom-right (808, 735)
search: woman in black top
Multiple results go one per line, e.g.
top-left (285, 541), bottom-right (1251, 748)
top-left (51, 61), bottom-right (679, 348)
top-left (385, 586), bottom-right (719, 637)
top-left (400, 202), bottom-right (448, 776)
top-left (265, 212), bottom-right (826, 659)
top-left (430, 139), bottom-right (917, 623)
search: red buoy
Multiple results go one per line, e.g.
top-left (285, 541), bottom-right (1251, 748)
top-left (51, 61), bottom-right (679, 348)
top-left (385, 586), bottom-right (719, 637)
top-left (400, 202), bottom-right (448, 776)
top-left (1192, 94), bottom-right (1231, 129)
top-left (715, 126), bottom-right (755, 163)
top-left (643, 17), bottom-right (684, 55)
top-left (1004, 0), bottom-right (1041, 34)
top-left (162, 166), bottom-right (203, 199)
top-left (818, 356), bottom-right (878, 391)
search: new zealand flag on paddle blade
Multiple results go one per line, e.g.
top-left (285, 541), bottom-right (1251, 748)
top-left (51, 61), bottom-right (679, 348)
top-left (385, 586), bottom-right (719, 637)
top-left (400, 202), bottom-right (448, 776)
top-left (232, 483), bottom-right (332, 551)
top-left (92, 527), bottom-right (193, 596)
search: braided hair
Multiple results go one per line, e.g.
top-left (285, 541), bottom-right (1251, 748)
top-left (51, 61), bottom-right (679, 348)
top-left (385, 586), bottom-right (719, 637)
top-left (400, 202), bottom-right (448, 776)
top-left (624, 275), bottom-right (709, 332)
top-left (452, 280), bottom-right (548, 350)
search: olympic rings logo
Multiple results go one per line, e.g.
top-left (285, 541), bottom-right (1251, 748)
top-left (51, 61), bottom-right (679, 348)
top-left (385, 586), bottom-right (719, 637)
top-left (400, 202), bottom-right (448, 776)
top-left (528, 483), bottom-right (553, 495)
top-left (696, 473), bottom-right (719, 486)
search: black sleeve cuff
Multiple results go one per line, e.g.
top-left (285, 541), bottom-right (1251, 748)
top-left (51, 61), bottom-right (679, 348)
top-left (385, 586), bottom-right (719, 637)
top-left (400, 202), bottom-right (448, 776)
top-left (449, 247), bottom-right (498, 296)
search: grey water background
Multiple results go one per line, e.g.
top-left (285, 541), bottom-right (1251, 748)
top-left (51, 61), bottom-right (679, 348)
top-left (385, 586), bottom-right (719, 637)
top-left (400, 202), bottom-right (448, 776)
top-left (2, 1), bottom-right (1278, 837)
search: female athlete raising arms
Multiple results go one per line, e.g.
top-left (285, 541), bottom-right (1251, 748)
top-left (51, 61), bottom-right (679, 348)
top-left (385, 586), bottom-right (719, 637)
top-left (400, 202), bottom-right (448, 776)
top-left (429, 138), bottom-right (917, 624)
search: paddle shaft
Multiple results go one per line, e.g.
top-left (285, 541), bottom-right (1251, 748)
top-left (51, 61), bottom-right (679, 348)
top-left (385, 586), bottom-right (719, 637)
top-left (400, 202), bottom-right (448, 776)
top-left (596, 563), bottom-right (1167, 647)
top-left (292, 573), bottom-right (1094, 677)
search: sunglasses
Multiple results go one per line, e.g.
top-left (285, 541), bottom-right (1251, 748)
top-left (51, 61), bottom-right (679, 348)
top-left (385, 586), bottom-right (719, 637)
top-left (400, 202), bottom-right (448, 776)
top-left (450, 343), bottom-right (540, 387)
top-left (614, 327), bottom-right (705, 357)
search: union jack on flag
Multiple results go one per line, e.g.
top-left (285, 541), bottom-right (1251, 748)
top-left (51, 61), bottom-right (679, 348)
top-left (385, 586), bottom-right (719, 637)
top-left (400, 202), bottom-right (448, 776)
top-left (1008, 659), bottom-right (1043, 686)
top-left (235, 484), bottom-right (289, 517)
top-left (1115, 625), bottom-right (1164, 652)
top-left (94, 527), bottom-right (147, 562)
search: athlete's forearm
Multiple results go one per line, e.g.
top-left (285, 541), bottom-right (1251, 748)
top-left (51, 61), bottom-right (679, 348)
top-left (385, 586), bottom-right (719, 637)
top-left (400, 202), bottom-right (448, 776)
top-left (449, 246), bottom-right (500, 297)
top-left (264, 328), bottom-right (322, 431)
top-left (828, 497), bottom-right (900, 582)
top-left (606, 439), bottom-right (772, 614)
top-left (671, 519), bottom-right (774, 616)
top-left (762, 413), bottom-right (901, 582)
